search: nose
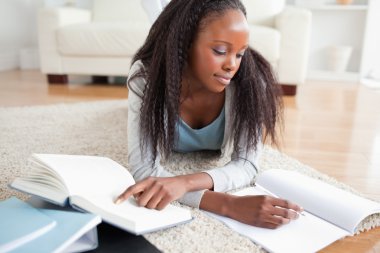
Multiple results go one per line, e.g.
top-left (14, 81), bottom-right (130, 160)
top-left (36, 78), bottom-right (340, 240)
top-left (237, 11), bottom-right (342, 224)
top-left (223, 55), bottom-right (237, 72)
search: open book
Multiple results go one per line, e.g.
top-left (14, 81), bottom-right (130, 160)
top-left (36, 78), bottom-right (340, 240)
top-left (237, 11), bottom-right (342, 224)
top-left (11, 154), bottom-right (192, 235)
top-left (206, 169), bottom-right (380, 253)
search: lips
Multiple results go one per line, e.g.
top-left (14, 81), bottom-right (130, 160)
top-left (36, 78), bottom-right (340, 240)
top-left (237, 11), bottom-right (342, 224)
top-left (214, 74), bottom-right (232, 85)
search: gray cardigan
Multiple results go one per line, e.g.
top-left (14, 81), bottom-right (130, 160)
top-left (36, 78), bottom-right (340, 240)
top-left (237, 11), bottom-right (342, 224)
top-left (127, 60), bottom-right (262, 208)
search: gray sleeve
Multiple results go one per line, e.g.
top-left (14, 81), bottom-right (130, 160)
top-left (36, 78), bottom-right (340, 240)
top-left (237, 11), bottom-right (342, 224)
top-left (127, 62), bottom-right (206, 208)
top-left (203, 136), bottom-right (262, 192)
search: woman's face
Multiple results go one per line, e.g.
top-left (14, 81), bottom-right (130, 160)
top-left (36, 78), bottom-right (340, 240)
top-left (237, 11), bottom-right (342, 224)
top-left (186, 9), bottom-right (249, 93)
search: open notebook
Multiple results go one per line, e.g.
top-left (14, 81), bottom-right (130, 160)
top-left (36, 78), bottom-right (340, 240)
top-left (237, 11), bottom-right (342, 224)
top-left (206, 169), bottom-right (380, 253)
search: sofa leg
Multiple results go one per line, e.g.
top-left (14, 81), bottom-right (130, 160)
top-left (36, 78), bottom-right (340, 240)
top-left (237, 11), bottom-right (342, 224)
top-left (47, 74), bottom-right (68, 84)
top-left (92, 75), bottom-right (109, 84)
top-left (279, 84), bottom-right (297, 96)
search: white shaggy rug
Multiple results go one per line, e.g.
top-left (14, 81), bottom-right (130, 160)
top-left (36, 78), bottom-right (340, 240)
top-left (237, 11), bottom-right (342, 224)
top-left (1, 100), bottom-right (379, 253)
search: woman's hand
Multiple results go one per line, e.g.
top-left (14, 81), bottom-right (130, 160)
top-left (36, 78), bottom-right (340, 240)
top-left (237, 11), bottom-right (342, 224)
top-left (227, 195), bottom-right (303, 229)
top-left (115, 176), bottom-right (189, 210)
top-left (200, 191), bottom-right (303, 229)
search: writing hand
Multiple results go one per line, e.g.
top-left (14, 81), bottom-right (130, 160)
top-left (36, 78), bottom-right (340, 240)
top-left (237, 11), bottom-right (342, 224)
top-left (114, 176), bottom-right (188, 210)
top-left (227, 195), bottom-right (303, 229)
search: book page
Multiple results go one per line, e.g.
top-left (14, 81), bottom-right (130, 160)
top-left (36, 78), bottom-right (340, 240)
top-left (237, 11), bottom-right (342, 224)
top-left (10, 178), bottom-right (69, 205)
top-left (206, 187), bottom-right (350, 253)
top-left (70, 194), bottom-right (192, 235)
top-left (257, 169), bottom-right (380, 234)
top-left (32, 154), bottom-right (135, 199)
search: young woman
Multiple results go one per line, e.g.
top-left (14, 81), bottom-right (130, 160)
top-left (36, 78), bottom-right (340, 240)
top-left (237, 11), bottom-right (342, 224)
top-left (116, 0), bottom-right (302, 229)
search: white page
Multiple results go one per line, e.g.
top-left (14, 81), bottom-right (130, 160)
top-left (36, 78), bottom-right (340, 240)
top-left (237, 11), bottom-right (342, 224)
top-left (206, 187), bottom-right (349, 253)
top-left (32, 154), bottom-right (135, 198)
top-left (32, 154), bottom-right (192, 234)
top-left (71, 194), bottom-right (192, 234)
top-left (257, 170), bottom-right (380, 234)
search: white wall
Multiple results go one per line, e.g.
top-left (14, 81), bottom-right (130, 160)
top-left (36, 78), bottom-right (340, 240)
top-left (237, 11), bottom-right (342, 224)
top-left (0, 0), bottom-right (44, 71)
top-left (286, 0), bottom-right (371, 81)
top-left (308, 9), bottom-right (366, 72)
top-left (0, 0), bottom-right (92, 71)
top-left (360, 0), bottom-right (380, 78)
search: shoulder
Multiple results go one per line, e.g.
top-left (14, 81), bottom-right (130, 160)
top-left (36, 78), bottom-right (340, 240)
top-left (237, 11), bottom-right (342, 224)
top-left (127, 60), bottom-right (147, 97)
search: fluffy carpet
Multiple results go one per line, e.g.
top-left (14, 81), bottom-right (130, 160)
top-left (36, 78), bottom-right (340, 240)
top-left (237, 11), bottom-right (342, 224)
top-left (1, 100), bottom-right (379, 253)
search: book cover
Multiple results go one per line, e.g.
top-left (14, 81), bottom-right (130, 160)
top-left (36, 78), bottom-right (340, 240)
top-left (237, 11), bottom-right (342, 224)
top-left (0, 197), bottom-right (56, 253)
top-left (12, 197), bottom-right (102, 253)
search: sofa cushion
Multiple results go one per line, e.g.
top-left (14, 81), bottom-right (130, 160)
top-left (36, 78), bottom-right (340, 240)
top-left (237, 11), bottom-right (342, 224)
top-left (57, 22), bottom-right (150, 57)
top-left (248, 25), bottom-right (281, 64)
top-left (241, 0), bottom-right (285, 27)
top-left (92, 0), bottom-right (150, 23)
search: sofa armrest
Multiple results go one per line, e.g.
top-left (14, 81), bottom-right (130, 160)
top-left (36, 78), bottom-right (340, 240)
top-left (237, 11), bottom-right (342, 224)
top-left (38, 7), bottom-right (91, 74)
top-left (275, 7), bottom-right (312, 85)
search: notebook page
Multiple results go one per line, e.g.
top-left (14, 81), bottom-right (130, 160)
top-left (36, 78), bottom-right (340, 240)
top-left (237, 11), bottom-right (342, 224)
top-left (257, 169), bottom-right (380, 234)
top-left (206, 187), bottom-right (349, 253)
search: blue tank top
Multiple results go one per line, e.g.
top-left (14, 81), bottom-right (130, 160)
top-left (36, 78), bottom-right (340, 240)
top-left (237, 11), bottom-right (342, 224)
top-left (173, 106), bottom-right (225, 153)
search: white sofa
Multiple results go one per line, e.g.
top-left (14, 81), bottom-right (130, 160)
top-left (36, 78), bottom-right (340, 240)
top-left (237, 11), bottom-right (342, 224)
top-left (241, 0), bottom-right (312, 95)
top-left (38, 0), bottom-right (151, 84)
top-left (38, 0), bottom-right (311, 95)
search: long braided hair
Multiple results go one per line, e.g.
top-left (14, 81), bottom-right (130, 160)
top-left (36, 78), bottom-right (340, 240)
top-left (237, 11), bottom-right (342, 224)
top-left (128, 0), bottom-right (283, 163)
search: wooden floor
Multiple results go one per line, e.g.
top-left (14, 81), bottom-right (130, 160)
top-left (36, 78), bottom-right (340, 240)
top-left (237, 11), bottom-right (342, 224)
top-left (1, 70), bottom-right (380, 252)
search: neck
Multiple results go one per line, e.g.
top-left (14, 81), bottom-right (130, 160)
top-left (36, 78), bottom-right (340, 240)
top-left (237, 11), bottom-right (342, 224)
top-left (180, 73), bottom-right (219, 103)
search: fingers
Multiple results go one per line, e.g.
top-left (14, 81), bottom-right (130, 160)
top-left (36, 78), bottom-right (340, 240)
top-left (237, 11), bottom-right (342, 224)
top-left (143, 182), bottom-right (172, 210)
top-left (114, 178), bottom-right (172, 210)
top-left (271, 198), bottom-right (303, 219)
top-left (261, 218), bottom-right (290, 229)
top-left (145, 192), bottom-right (171, 210)
top-left (156, 195), bottom-right (172, 210)
top-left (256, 196), bottom-right (303, 228)
top-left (114, 180), bottom-right (150, 204)
top-left (138, 181), bottom-right (163, 207)
top-left (266, 214), bottom-right (291, 227)
top-left (271, 206), bottom-right (298, 220)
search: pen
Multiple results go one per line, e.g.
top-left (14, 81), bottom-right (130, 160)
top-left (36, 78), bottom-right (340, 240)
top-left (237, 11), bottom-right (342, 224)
top-left (252, 183), bottom-right (306, 217)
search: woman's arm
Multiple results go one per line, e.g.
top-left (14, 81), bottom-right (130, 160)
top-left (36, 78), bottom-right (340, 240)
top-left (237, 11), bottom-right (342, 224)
top-left (200, 190), bottom-right (302, 229)
top-left (117, 61), bottom-right (210, 208)
top-left (202, 131), bottom-right (262, 193)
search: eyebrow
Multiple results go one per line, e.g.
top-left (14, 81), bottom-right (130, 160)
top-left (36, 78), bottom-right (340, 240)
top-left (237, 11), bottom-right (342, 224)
top-left (212, 40), bottom-right (248, 50)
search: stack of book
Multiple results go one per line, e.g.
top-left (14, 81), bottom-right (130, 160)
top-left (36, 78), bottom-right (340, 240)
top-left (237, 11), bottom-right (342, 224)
top-left (0, 197), bottom-right (100, 253)
top-left (2, 154), bottom-right (193, 252)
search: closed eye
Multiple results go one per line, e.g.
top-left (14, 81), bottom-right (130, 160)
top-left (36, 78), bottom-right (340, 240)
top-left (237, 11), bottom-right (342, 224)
top-left (213, 49), bottom-right (226, 55)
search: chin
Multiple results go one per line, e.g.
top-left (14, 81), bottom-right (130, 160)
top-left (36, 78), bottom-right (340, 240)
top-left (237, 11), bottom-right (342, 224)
top-left (211, 86), bottom-right (226, 93)
top-left (205, 80), bottom-right (228, 93)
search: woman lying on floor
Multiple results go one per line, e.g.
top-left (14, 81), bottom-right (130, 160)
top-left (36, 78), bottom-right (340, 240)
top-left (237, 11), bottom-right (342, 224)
top-left (116, 0), bottom-right (302, 229)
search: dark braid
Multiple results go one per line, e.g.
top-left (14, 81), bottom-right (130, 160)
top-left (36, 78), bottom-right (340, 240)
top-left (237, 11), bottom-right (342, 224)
top-left (232, 48), bottom-right (283, 155)
top-left (128, 0), bottom-right (283, 163)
